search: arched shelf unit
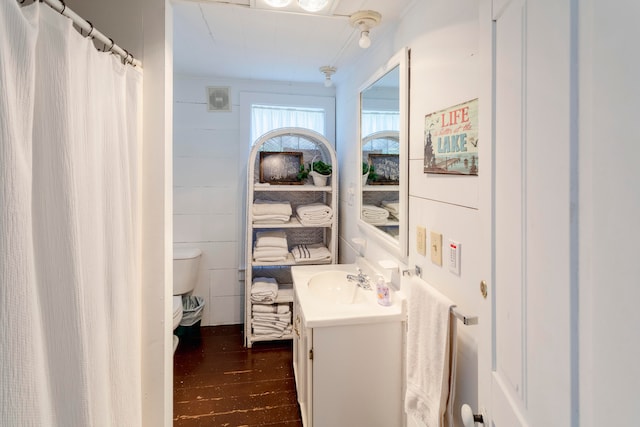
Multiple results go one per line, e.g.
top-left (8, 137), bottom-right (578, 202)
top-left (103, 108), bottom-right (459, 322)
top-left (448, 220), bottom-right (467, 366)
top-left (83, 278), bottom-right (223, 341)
top-left (245, 128), bottom-right (338, 347)
top-left (361, 130), bottom-right (401, 235)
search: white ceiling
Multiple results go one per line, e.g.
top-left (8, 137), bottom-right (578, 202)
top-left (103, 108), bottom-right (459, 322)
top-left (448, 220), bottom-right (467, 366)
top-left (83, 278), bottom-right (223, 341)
top-left (173, 0), bottom-right (415, 83)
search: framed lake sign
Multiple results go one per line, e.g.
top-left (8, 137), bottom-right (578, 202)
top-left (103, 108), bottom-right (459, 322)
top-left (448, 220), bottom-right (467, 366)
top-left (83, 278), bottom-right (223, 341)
top-left (424, 98), bottom-right (478, 175)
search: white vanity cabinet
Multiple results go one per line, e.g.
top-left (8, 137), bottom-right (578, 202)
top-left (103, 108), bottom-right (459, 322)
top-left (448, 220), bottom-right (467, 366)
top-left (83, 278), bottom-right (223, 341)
top-left (292, 285), bottom-right (405, 427)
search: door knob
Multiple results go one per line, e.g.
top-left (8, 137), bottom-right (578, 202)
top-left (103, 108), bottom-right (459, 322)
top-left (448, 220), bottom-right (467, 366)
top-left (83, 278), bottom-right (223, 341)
top-left (461, 404), bottom-right (484, 426)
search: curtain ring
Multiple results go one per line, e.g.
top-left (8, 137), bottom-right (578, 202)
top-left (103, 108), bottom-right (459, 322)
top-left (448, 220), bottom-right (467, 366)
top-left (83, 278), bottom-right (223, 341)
top-left (85, 20), bottom-right (94, 38)
top-left (58, 0), bottom-right (66, 14)
top-left (122, 49), bottom-right (130, 65)
top-left (104, 37), bottom-right (115, 53)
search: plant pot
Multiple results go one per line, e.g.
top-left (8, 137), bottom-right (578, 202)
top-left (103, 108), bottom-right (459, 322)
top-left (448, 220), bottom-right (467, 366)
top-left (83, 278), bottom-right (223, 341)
top-left (309, 171), bottom-right (330, 186)
top-left (362, 172), bottom-right (369, 186)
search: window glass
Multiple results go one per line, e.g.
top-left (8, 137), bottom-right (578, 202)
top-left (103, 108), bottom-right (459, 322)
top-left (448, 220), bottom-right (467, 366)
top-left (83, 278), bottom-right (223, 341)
top-left (251, 105), bottom-right (325, 145)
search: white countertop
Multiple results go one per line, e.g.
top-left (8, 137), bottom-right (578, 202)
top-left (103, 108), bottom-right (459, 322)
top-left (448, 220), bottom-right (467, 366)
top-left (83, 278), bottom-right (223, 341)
top-left (291, 263), bottom-right (407, 328)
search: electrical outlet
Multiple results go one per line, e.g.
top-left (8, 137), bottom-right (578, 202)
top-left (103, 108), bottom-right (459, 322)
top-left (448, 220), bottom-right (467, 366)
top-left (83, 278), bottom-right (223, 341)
top-left (416, 226), bottom-right (427, 255)
top-left (431, 231), bottom-right (442, 266)
top-left (448, 239), bottom-right (461, 275)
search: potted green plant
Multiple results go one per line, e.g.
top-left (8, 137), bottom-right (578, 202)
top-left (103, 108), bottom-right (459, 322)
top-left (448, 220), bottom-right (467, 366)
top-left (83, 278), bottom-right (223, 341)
top-left (362, 162), bottom-right (376, 185)
top-left (307, 160), bottom-right (332, 186)
top-left (297, 163), bottom-right (309, 182)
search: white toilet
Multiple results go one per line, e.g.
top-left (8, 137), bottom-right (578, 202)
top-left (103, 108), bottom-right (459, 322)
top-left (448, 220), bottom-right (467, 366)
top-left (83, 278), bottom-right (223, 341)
top-left (173, 247), bottom-right (202, 353)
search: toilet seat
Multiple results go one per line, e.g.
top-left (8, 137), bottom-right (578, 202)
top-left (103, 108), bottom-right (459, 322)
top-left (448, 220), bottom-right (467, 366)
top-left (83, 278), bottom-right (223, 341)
top-left (173, 295), bottom-right (183, 330)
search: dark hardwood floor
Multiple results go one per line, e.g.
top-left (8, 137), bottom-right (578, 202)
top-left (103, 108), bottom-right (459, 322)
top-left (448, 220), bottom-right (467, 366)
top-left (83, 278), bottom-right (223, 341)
top-left (173, 325), bottom-right (303, 427)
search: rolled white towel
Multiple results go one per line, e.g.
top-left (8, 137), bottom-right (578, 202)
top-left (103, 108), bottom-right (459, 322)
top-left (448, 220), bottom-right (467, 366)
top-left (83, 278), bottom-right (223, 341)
top-left (255, 231), bottom-right (288, 249)
top-left (253, 199), bottom-right (292, 217)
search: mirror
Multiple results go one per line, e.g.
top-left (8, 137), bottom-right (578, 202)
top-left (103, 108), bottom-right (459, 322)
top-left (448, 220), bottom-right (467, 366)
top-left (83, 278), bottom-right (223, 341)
top-left (358, 48), bottom-right (408, 259)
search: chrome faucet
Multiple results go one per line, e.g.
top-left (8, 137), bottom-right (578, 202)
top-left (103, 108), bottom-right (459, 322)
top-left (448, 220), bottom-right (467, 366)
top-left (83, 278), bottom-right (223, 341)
top-left (346, 268), bottom-right (372, 290)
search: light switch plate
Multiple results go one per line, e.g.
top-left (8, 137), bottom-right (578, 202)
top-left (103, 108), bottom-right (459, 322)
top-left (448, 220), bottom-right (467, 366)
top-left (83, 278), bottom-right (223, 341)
top-left (416, 226), bottom-right (427, 256)
top-left (431, 232), bottom-right (442, 266)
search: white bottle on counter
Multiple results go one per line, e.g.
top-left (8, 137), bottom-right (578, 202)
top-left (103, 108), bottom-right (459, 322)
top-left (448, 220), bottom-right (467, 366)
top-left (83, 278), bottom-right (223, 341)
top-left (376, 274), bottom-right (391, 306)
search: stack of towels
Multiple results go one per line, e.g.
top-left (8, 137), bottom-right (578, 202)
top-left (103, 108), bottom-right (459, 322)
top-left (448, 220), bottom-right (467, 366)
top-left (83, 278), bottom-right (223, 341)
top-left (296, 203), bottom-right (333, 226)
top-left (250, 277), bottom-right (279, 303)
top-left (253, 231), bottom-right (289, 262)
top-left (252, 303), bottom-right (292, 338)
top-left (253, 199), bottom-right (292, 224)
top-left (362, 204), bottom-right (390, 225)
top-left (381, 200), bottom-right (399, 221)
top-left (291, 243), bottom-right (332, 264)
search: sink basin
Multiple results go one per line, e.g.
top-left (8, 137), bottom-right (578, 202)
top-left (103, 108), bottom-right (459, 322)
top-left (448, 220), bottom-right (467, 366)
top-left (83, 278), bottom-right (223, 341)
top-left (307, 270), bottom-right (363, 305)
top-left (291, 263), bottom-right (406, 327)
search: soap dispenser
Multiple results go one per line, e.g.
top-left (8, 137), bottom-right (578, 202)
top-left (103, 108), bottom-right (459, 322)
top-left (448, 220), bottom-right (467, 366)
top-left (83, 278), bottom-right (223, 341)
top-left (376, 274), bottom-right (391, 306)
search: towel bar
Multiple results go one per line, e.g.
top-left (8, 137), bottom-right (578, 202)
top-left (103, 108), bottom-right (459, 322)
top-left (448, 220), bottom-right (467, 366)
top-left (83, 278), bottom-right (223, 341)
top-left (451, 306), bottom-right (478, 325)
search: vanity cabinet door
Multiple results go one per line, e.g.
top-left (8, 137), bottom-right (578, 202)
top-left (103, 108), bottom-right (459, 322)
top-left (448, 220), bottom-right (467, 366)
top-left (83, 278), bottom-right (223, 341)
top-left (311, 322), bottom-right (404, 427)
top-left (293, 295), bottom-right (313, 426)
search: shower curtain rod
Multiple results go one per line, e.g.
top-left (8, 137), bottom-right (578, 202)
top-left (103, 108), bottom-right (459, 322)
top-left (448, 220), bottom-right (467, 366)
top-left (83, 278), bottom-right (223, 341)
top-left (30, 0), bottom-right (142, 68)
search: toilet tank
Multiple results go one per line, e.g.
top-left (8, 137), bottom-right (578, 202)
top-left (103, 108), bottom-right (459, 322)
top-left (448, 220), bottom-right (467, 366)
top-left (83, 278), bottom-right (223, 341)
top-left (173, 247), bottom-right (202, 295)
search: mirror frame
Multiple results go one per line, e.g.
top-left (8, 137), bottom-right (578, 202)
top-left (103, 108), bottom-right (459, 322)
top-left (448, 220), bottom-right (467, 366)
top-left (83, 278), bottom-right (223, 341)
top-left (357, 47), bottom-right (409, 260)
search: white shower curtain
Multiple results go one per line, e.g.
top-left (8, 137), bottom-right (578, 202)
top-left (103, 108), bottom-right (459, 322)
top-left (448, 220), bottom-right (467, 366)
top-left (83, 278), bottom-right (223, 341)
top-left (1, 2), bottom-right (142, 426)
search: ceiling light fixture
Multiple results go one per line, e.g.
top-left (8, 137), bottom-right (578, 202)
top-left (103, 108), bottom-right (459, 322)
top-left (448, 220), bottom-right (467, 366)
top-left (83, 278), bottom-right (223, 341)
top-left (264, 0), bottom-right (291, 7)
top-left (297, 0), bottom-right (329, 12)
top-left (320, 66), bottom-right (336, 87)
top-left (349, 10), bottom-right (382, 49)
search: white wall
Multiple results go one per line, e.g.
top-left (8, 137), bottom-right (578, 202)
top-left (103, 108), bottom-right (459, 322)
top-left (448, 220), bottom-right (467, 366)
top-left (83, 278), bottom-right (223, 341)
top-left (173, 76), bottom-right (334, 326)
top-left (578, 0), bottom-right (640, 425)
top-left (335, 1), bottom-right (480, 426)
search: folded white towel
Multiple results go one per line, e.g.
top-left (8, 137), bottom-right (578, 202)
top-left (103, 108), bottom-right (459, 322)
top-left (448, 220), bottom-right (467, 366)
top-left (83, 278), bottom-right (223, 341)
top-left (252, 304), bottom-right (290, 314)
top-left (252, 319), bottom-right (291, 331)
top-left (253, 214), bottom-right (291, 224)
top-left (362, 204), bottom-right (390, 218)
top-left (253, 245), bottom-right (289, 262)
top-left (253, 312), bottom-right (292, 323)
top-left (251, 278), bottom-right (279, 303)
top-left (253, 199), bottom-right (292, 217)
top-left (295, 203), bottom-right (333, 226)
top-left (291, 243), bottom-right (331, 264)
top-left (253, 246), bottom-right (289, 258)
top-left (362, 204), bottom-right (390, 225)
top-left (253, 255), bottom-right (288, 263)
top-left (381, 200), bottom-right (399, 215)
top-left (253, 325), bottom-right (293, 337)
top-left (296, 203), bottom-right (332, 216)
top-left (296, 215), bottom-right (332, 226)
top-left (405, 276), bottom-right (457, 427)
top-left (252, 277), bottom-right (278, 288)
top-left (255, 230), bottom-right (288, 248)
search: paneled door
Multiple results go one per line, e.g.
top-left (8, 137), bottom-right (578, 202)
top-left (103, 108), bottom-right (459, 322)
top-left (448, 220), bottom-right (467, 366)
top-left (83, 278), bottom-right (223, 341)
top-left (477, 0), bottom-right (575, 425)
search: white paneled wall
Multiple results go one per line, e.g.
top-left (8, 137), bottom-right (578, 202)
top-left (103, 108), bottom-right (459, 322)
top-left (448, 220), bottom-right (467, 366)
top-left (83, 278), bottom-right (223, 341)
top-left (335, 1), bottom-right (480, 426)
top-left (173, 76), bottom-right (334, 326)
top-left (173, 82), bottom-right (242, 324)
